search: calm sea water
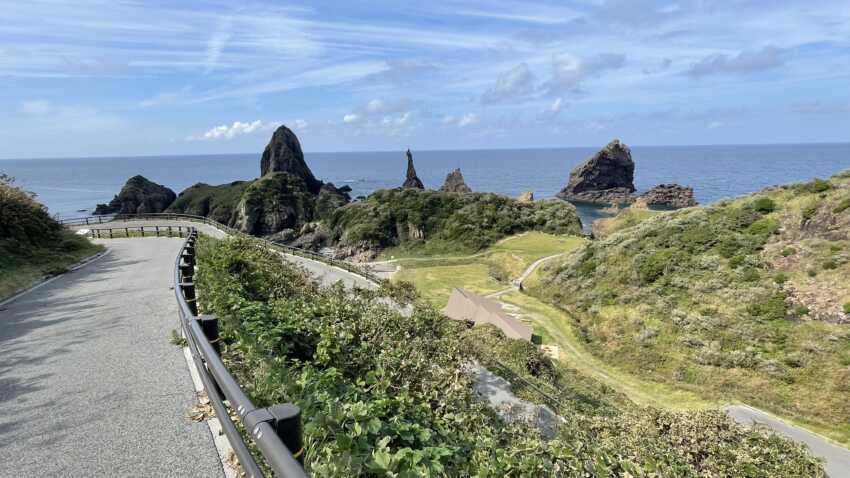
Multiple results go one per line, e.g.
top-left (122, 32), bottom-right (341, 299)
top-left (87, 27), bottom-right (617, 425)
top-left (2, 143), bottom-right (849, 228)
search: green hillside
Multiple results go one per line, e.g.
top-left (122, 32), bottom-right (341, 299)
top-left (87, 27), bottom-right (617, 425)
top-left (530, 171), bottom-right (850, 443)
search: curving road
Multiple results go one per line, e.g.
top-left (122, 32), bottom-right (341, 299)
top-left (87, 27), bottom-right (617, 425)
top-left (724, 405), bottom-right (850, 477)
top-left (0, 239), bottom-right (224, 477)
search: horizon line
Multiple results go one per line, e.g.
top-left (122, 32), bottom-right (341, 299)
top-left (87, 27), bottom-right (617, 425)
top-left (2, 139), bottom-right (849, 162)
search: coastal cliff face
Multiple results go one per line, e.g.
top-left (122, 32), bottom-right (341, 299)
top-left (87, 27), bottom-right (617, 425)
top-left (94, 175), bottom-right (176, 215)
top-left (557, 139), bottom-right (635, 204)
top-left (440, 168), bottom-right (472, 193)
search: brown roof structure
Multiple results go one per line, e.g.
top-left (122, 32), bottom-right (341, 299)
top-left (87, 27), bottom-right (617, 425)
top-left (443, 288), bottom-right (533, 342)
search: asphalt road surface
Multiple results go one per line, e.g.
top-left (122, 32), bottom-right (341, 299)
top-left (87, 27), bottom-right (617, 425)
top-left (724, 405), bottom-right (850, 477)
top-left (0, 239), bottom-right (224, 477)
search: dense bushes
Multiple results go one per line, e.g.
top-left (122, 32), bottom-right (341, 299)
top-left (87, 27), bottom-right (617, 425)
top-left (195, 236), bottom-right (825, 477)
top-left (328, 189), bottom-right (582, 255)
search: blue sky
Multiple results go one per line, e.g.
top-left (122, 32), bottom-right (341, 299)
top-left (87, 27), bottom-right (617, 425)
top-left (1, 0), bottom-right (849, 159)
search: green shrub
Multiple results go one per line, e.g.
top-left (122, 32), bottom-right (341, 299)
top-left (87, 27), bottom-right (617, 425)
top-left (747, 292), bottom-right (788, 320)
top-left (751, 197), bottom-right (777, 214)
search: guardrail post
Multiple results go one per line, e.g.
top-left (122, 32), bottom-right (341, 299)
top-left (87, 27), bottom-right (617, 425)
top-left (269, 404), bottom-right (304, 465)
top-left (245, 404), bottom-right (304, 466)
top-left (180, 281), bottom-right (198, 315)
top-left (197, 314), bottom-right (220, 354)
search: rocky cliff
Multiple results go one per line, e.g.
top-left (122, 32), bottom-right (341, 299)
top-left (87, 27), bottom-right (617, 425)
top-left (440, 168), bottom-right (471, 193)
top-left (94, 175), bottom-right (176, 215)
top-left (557, 139), bottom-right (635, 204)
top-left (260, 125), bottom-right (323, 194)
top-left (402, 149), bottom-right (425, 189)
top-left (635, 184), bottom-right (698, 209)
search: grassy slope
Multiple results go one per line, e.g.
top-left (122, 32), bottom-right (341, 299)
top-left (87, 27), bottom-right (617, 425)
top-left (0, 228), bottom-right (103, 300)
top-left (530, 172), bottom-right (850, 445)
top-left (393, 232), bottom-right (586, 307)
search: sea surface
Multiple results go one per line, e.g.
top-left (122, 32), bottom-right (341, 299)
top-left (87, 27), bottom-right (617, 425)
top-left (2, 143), bottom-right (849, 228)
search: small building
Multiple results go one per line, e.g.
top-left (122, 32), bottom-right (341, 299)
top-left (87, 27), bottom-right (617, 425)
top-left (443, 288), bottom-right (533, 342)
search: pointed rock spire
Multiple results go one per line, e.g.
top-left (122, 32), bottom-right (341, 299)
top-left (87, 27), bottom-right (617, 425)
top-left (440, 168), bottom-right (471, 193)
top-left (402, 149), bottom-right (425, 189)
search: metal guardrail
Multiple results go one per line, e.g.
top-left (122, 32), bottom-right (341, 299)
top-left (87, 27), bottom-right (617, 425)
top-left (62, 213), bottom-right (382, 283)
top-left (175, 229), bottom-right (308, 478)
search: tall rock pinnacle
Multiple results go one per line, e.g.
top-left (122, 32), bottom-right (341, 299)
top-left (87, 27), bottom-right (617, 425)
top-left (260, 125), bottom-right (322, 194)
top-left (402, 149), bottom-right (425, 189)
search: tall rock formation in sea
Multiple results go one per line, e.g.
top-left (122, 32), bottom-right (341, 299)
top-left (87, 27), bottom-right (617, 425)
top-left (402, 149), bottom-right (425, 189)
top-left (557, 139), bottom-right (635, 204)
top-left (260, 125), bottom-right (323, 194)
top-left (440, 168), bottom-right (471, 193)
top-left (94, 175), bottom-right (176, 215)
top-left (635, 184), bottom-right (698, 209)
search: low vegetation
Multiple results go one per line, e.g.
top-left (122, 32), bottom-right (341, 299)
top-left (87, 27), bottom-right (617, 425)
top-left (328, 188), bottom-right (582, 257)
top-left (530, 171), bottom-right (850, 444)
top-left (0, 174), bottom-right (102, 299)
top-left (195, 235), bottom-right (826, 476)
top-left (394, 232), bottom-right (586, 306)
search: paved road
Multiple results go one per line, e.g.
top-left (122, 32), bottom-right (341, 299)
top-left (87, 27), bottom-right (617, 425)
top-left (724, 405), bottom-right (850, 477)
top-left (0, 239), bottom-right (224, 478)
top-left (72, 218), bottom-right (375, 290)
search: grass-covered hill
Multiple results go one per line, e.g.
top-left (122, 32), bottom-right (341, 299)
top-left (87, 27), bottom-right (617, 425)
top-left (0, 174), bottom-right (102, 299)
top-left (529, 171), bottom-right (850, 443)
top-left (194, 235), bottom-right (825, 476)
top-left (328, 188), bottom-right (583, 258)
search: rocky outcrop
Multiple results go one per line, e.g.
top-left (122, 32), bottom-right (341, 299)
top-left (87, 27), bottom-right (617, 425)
top-left (402, 149), bottom-right (425, 189)
top-left (260, 125), bottom-right (323, 194)
top-left (635, 184), bottom-right (698, 209)
top-left (94, 175), bottom-right (176, 215)
top-left (517, 191), bottom-right (534, 203)
top-left (557, 139), bottom-right (635, 205)
top-left (440, 168), bottom-right (471, 193)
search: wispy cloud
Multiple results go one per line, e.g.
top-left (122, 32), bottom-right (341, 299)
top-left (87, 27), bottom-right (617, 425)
top-left (687, 46), bottom-right (784, 77)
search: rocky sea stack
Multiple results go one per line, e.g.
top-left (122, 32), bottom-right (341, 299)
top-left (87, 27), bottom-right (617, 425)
top-left (557, 139), bottom-right (635, 205)
top-left (402, 149), bottom-right (425, 189)
top-left (440, 168), bottom-right (471, 193)
top-left (635, 184), bottom-right (698, 209)
top-left (94, 175), bottom-right (176, 215)
top-left (260, 125), bottom-right (322, 194)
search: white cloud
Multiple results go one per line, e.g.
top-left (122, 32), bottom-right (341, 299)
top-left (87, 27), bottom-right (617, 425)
top-left (343, 113), bottom-right (360, 124)
top-left (365, 99), bottom-right (386, 114)
top-left (19, 99), bottom-right (51, 115)
top-left (481, 62), bottom-right (536, 104)
top-left (443, 113), bottom-right (480, 128)
top-left (188, 120), bottom-right (264, 141)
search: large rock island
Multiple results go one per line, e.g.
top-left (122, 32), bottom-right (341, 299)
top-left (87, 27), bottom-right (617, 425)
top-left (557, 139), bottom-right (635, 205)
top-left (94, 175), bottom-right (176, 215)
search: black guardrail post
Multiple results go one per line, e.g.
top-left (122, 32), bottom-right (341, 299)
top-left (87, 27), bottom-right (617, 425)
top-left (197, 314), bottom-right (220, 355)
top-left (245, 404), bottom-right (305, 466)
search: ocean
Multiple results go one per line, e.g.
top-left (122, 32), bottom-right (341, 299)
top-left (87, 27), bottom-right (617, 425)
top-left (2, 143), bottom-right (849, 228)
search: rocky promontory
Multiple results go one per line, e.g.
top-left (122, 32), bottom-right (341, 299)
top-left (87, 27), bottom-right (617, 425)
top-left (634, 184), bottom-right (698, 209)
top-left (556, 139), bottom-right (635, 205)
top-left (440, 168), bottom-right (471, 193)
top-left (94, 175), bottom-right (176, 215)
top-left (402, 149), bottom-right (425, 189)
